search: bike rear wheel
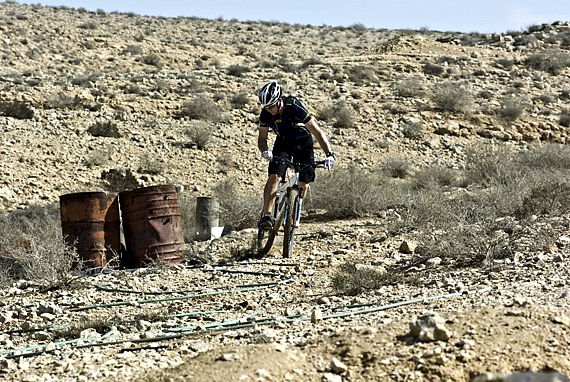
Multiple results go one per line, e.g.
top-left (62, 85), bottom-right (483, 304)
top-left (282, 188), bottom-right (300, 258)
top-left (257, 198), bottom-right (285, 257)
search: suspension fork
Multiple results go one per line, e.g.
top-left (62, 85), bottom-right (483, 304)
top-left (286, 183), bottom-right (304, 228)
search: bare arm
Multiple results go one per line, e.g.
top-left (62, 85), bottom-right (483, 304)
top-left (258, 125), bottom-right (270, 152)
top-left (304, 117), bottom-right (333, 155)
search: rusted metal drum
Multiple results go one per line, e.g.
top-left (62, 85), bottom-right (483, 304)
top-left (59, 192), bottom-right (121, 268)
top-left (119, 185), bottom-right (184, 267)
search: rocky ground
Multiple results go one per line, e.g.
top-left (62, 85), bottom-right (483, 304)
top-left (2, 219), bottom-right (570, 381)
top-left (1, 2), bottom-right (570, 381)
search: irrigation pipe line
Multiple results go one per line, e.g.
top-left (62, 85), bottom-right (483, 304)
top-left (70, 279), bottom-right (292, 312)
top-left (184, 261), bottom-right (300, 270)
top-left (2, 327), bottom-right (118, 359)
top-left (3, 287), bottom-right (492, 360)
top-left (201, 269), bottom-right (282, 277)
top-left (95, 280), bottom-right (289, 296)
top-left (165, 295), bottom-right (268, 333)
top-left (321, 287), bottom-right (493, 320)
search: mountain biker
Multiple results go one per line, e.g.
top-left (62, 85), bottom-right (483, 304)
top-left (257, 80), bottom-right (335, 229)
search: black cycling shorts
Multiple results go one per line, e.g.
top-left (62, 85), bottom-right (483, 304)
top-left (268, 137), bottom-right (315, 183)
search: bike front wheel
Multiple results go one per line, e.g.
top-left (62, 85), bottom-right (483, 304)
top-left (257, 198), bottom-right (285, 257)
top-left (282, 188), bottom-right (300, 258)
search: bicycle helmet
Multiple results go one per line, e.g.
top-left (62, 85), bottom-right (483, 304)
top-left (258, 81), bottom-right (282, 107)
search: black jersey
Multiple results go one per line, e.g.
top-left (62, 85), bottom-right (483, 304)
top-left (259, 96), bottom-right (313, 144)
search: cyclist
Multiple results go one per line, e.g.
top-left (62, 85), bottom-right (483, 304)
top-left (257, 80), bottom-right (336, 229)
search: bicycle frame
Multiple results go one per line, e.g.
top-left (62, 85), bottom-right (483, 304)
top-left (277, 167), bottom-right (303, 228)
top-left (257, 157), bottom-right (324, 258)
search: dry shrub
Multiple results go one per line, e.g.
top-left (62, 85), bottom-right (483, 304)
top-left (331, 262), bottom-right (407, 296)
top-left (494, 58), bottom-right (515, 70)
top-left (559, 109), bottom-right (570, 127)
top-left (83, 146), bottom-right (113, 168)
top-left (524, 49), bottom-right (570, 74)
top-left (394, 76), bottom-right (425, 98)
top-left (212, 178), bottom-right (259, 231)
top-left (53, 317), bottom-right (112, 341)
top-left (431, 81), bottom-right (473, 113)
top-left (402, 121), bottom-right (424, 139)
top-left (180, 95), bottom-right (224, 122)
top-left (141, 53), bottom-right (163, 67)
top-left (382, 156), bottom-right (412, 179)
top-left (516, 178), bottom-right (570, 218)
top-left (411, 165), bottom-right (458, 190)
top-left (87, 121), bottom-right (120, 138)
top-left (318, 100), bottom-right (355, 128)
top-left (0, 205), bottom-right (78, 288)
top-left (101, 168), bottom-right (139, 192)
top-left (415, 214), bottom-right (527, 268)
top-left (423, 62), bottom-right (445, 76)
top-left (518, 143), bottom-right (570, 170)
top-left (137, 154), bottom-right (164, 175)
top-left (462, 143), bottom-right (521, 187)
top-left (226, 64), bottom-right (250, 77)
top-left (308, 165), bottom-right (392, 219)
top-left (231, 92), bottom-right (249, 109)
top-left (330, 262), bottom-right (385, 295)
top-left (347, 65), bottom-right (378, 85)
top-left (186, 121), bottom-right (213, 149)
top-left (498, 96), bottom-right (526, 122)
top-left (0, 100), bottom-right (34, 119)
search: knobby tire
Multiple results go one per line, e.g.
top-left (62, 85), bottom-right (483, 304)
top-left (282, 187), bottom-right (300, 258)
top-left (257, 196), bottom-right (285, 257)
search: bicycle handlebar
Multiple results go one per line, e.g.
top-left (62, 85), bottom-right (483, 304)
top-left (270, 156), bottom-right (326, 170)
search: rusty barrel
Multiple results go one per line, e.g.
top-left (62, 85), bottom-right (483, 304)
top-left (59, 192), bottom-right (121, 268)
top-left (119, 185), bottom-right (184, 267)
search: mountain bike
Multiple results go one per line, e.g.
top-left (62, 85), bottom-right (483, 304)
top-left (257, 157), bottom-right (325, 258)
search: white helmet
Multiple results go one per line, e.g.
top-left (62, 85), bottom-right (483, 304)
top-left (258, 81), bottom-right (282, 107)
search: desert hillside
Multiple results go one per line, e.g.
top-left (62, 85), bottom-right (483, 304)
top-left (0, 3), bottom-right (568, 211)
top-left (1, 3), bottom-right (570, 382)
